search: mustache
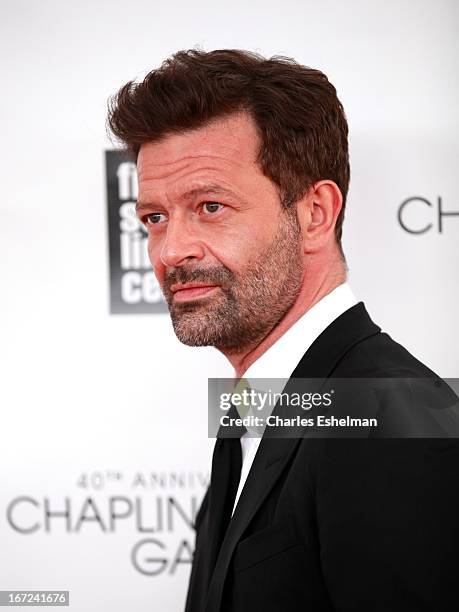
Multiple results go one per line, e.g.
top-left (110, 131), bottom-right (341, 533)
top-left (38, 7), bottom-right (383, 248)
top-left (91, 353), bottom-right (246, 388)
top-left (164, 265), bottom-right (235, 290)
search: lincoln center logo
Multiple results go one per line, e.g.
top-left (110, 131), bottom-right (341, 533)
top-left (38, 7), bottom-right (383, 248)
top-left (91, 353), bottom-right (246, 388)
top-left (106, 150), bottom-right (168, 314)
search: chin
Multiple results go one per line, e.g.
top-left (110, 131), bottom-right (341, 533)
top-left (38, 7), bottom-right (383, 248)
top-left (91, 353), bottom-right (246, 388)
top-left (172, 322), bottom-right (216, 347)
top-left (175, 334), bottom-right (214, 347)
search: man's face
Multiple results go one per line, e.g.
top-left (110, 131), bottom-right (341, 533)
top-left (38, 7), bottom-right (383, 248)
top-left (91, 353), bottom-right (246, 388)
top-left (136, 112), bottom-right (305, 351)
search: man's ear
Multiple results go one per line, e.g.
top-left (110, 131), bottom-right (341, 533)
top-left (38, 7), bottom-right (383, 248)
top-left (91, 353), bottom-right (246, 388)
top-left (296, 180), bottom-right (343, 254)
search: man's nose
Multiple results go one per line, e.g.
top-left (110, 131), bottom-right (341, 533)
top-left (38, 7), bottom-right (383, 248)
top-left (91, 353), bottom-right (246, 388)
top-left (159, 217), bottom-right (205, 267)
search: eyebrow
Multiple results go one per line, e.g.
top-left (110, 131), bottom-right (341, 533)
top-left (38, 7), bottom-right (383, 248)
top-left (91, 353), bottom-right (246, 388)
top-left (135, 184), bottom-right (238, 215)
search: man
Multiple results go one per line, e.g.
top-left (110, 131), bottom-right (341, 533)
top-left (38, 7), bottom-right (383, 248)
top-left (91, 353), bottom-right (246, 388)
top-left (108, 49), bottom-right (459, 611)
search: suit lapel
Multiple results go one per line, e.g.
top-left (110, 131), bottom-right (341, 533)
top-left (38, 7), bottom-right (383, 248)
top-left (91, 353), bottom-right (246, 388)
top-left (204, 302), bottom-right (381, 611)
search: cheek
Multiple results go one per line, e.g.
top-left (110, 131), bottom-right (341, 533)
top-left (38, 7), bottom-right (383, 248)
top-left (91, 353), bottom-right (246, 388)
top-left (147, 237), bottom-right (165, 282)
top-left (207, 228), bottom-right (269, 271)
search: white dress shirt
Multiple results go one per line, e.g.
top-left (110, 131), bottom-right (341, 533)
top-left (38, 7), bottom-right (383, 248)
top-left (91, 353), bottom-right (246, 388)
top-left (230, 282), bottom-right (358, 515)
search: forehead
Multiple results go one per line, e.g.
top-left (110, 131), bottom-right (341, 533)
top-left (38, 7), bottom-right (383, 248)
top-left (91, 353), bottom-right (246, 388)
top-left (136, 112), bottom-right (261, 184)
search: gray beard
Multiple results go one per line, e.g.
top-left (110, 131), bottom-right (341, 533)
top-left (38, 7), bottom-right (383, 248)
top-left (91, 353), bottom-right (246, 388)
top-left (162, 210), bottom-right (304, 352)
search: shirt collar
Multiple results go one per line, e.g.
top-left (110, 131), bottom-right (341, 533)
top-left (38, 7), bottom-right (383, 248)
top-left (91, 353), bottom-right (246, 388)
top-left (241, 282), bottom-right (358, 379)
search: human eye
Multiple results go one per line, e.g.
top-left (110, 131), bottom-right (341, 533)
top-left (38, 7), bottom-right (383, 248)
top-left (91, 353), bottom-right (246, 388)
top-left (201, 201), bottom-right (225, 215)
top-left (143, 212), bottom-right (167, 226)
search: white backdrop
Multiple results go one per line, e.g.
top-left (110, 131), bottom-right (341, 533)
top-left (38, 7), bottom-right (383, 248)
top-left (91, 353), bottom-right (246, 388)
top-left (1, 0), bottom-right (458, 610)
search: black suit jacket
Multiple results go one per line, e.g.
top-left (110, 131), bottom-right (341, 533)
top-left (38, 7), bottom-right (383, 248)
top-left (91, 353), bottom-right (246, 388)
top-left (185, 302), bottom-right (459, 611)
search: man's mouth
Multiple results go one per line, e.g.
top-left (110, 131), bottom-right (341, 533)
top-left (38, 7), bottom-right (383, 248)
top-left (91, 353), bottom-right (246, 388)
top-left (170, 283), bottom-right (220, 302)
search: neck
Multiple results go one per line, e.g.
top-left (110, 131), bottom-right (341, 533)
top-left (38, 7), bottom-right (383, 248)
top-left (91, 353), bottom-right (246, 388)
top-left (220, 261), bottom-right (346, 377)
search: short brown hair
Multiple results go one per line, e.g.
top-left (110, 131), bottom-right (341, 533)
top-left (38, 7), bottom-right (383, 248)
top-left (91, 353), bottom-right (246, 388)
top-left (107, 48), bottom-right (350, 255)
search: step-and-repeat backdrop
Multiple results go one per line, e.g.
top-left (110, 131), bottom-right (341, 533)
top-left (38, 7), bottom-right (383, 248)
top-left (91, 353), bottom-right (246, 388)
top-left (1, 1), bottom-right (457, 610)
